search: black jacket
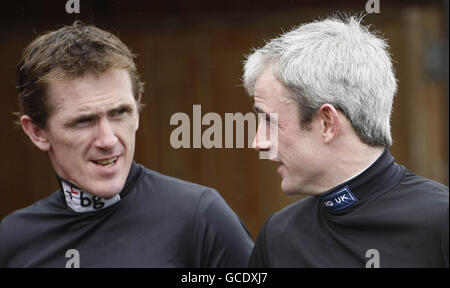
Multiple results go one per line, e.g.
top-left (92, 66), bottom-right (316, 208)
top-left (249, 149), bottom-right (449, 268)
top-left (1, 162), bottom-right (254, 267)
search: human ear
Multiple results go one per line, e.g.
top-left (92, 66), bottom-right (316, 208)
top-left (135, 113), bottom-right (139, 131)
top-left (135, 94), bottom-right (142, 131)
top-left (20, 115), bottom-right (51, 151)
top-left (318, 104), bottom-right (341, 143)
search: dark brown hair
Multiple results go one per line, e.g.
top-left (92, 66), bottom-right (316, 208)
top-left (16, 21), bottom-right (144, 128)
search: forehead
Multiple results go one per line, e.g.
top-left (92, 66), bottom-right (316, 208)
top-left (46, 69), bottom-right (134, 114)
top-left (253, 67), bottom-right (295, 110)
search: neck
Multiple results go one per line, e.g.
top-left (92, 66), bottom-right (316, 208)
top-left (59, 178), bottom-right (122, 213)
top-left (318, 142), bottom-right (385, 194)
top-left (317, 148), bottom-right (404, 213)
top-left (57, 161), bottom-right (141, 213)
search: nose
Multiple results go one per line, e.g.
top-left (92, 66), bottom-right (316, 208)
top-left (252, 119), bottom-right (271, 151)
top-left (93, 117), bottom-right (118, 149)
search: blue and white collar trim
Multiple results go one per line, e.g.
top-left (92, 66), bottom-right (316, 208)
top-left (319, 185), bottom-right (358, 212)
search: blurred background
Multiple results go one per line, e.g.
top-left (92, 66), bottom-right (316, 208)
top-left (0, 0), bottom-right (448, 240)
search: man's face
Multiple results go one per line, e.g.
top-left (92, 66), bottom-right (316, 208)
top-left (252, 67), bottom-right (326, 195)
top-left (42, 69), bottom-right (139, 198)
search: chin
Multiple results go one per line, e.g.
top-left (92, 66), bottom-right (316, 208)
top-left (281, 188), bottom-right (301, 195)
top-left (281, 178), bottom-right (310, 196)
top-left (281, 181), bottom-right (299, 195)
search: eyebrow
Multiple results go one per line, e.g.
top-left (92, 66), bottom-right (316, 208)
top-left (252, 105), bottom-right (272, 122)
top-left (252, 105), bottom-right (266, 115)
top-left (107, 104), bottom-right (134, 116)
top-left (64, 103), bottom-right (134, 127)
top-left (64, 113), bottom-right (97, 127)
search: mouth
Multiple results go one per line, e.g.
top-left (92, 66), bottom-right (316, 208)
top-left (277, 162), bottom-right (284, 174)
top-left (92, 156), bottom-right (119, 168)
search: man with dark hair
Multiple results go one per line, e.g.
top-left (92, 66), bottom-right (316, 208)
top-left (244, 16), bottom-right (448, 268)
top-left (0, 21), bottom-right (253, 268)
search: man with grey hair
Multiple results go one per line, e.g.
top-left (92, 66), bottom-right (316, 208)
top-left (244, 16), bottom-right (448, 268)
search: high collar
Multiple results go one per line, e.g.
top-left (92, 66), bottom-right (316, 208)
top-left (317, 149), bottom-right (404, 215)
top-left (57, 161), bottom-right (141, 213)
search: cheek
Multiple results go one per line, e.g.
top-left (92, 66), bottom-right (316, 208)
top-left (277, 130), bottom-right (298, 155)
top-left (126, 118), bottom-right (138, 137)
top-left (50, 130), bottom-right (90, 155)
top-left (278, 132), bottom-right (313, 171)
top-left (125, 114), bottom-right (139, 131)
top-left (115, 119), bottom-right (138, 145)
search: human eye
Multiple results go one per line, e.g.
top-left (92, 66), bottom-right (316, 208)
top-left (73, 115), bottom-right (96, 127)
top-left (258, 113), bottom-right (272, 126)
top-left (110, 105), bottom-right (132, 119)
top-left (253, 106), bottom-right (271, 123)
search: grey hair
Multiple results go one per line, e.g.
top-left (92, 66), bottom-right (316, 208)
top-left (243, 15), bottom-right (397, 147)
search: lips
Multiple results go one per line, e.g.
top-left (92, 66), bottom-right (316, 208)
top-left (92, 156), bottom-right (119, 167)
top-left (276, 161), bottom-right (285, 175)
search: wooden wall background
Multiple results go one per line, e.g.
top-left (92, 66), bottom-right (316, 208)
top-left (0, 0), bottom-right (448, 240)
